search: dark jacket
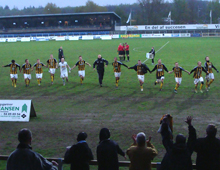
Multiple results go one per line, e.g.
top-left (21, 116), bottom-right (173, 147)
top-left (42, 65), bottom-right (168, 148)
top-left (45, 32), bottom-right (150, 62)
top-left (7, 143), bottom-right (57, 170)
top-left (160, 124), bottom-right (196, 170)
top-left (93, 58), bottom-right (108, 72)
top-left (149, 48), bottom-right (155, 56)
top-left (129, 64), bottom-right (151, 74)
top-left (194, 136), bottom-right (220, 170)
top-left (58, 49), bottom-right (63, 59)
top-left (64, 141), bottom-right (94, 170)
top-left (97, 139), bottom-right (125, 170)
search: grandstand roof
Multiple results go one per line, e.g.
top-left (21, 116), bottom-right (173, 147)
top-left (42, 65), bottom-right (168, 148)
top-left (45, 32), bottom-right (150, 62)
top-left (0, 12), bottom-right (121, 19)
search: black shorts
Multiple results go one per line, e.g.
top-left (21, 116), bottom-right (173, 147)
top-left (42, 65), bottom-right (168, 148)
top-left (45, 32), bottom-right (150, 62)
top-left (126, 51), bottom-right (129, 55)
top-left (122, 51), bottom-right (125, 55)
top-left (119, 51), bottom-right (123, 55)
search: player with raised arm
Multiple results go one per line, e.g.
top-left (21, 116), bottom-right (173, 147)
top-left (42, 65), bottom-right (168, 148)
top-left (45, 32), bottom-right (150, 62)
top-left (70, 56), bottom-right (91, 85)
top-left (93, 54), bottom-right (108, 87)
top-left (57, 58), bottom-right (70, 86)
top-left (204, 56), bottom-right (219, 91)
top-left (2, 60), bottom-right (20, 88)
top-left (32, 59), bottom-right (47, 86)
top-left (189, 61), bottom-right (208, 93)
top-left (129, 60), bottom-right (151, 91)
top-left (47, 54), bottom-right (58, 85)
top-left (20, 59), bottom-right (32, 87)
top-left (168, 62), bottom-right (190, 93)
top-left (151, 59), bottom-right (169, 91)
top-left (112, 57), bottom-right (128, 89)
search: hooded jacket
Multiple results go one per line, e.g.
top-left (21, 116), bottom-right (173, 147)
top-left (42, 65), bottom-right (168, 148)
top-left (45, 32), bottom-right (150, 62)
top-left (97, 128), bottom-right (125, 170)
top-left (7, 143), bottom-right (57, 170)
top-left (160, 124), bottom-right (196, 170)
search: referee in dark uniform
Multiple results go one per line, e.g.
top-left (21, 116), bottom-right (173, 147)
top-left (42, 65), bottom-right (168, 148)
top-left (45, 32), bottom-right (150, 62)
top-left (58, 46), bottom-right (64, 62)
top-left (149, 47), bottom-right (155, 65)
top-left (93, 54), bottom-right (108, 87)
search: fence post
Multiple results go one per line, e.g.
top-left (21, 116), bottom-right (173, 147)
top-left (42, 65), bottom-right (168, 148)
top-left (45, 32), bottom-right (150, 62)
top-left (58, 158), bottom-right (63, 170)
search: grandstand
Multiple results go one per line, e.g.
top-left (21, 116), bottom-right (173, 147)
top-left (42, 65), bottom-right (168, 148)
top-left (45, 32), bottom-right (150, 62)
top-left (0, 12), bottom-right (121, 36)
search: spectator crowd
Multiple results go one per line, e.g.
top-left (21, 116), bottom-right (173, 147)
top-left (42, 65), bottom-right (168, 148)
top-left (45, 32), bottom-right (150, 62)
top-left (6, 115), bottom-right (220, 170)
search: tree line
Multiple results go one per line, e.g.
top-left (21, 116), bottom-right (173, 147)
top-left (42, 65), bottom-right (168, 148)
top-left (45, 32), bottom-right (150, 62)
top-left (1, 0), bottom-right (220, 25)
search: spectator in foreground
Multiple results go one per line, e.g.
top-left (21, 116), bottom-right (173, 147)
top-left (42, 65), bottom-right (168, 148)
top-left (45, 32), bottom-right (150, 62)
top-left (7, 128), bottom-right (58, 170)
top-left (159, 116), bottom-right (196, 170)
top-left (97, 128), bottom-right (126, 170)
top-left (64, 132), bottom-right (93, 170)
top-left (126, 132), bottom-right (158, 170)
top-left (194, 124), bottom-right (220, 170)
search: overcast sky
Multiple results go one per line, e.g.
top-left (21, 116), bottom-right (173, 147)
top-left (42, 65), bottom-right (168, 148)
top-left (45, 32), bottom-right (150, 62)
top-left (3, 0), bottom-right (137, 9)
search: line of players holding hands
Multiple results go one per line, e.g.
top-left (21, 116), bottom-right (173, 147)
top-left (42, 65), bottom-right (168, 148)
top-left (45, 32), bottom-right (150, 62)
top-left (2, 51), bottom-right (219, 94)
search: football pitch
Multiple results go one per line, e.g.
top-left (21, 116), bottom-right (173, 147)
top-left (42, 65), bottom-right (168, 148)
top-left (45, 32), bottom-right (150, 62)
top-left (0, 37), bottom-right (220, 169)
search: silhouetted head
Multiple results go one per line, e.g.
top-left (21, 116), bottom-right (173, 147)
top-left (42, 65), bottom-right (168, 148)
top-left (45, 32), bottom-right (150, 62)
top-left (77, 132), bottom-right (87, 142)
top-left (136, 132), bottom-right (146, 146)
top-left (99, 128), bottom-right (110, 141)
top-left (11, 60), bottom-right (15, 64)
top-left (176, 134), bottom-right (186, 144)
top-left (206, 124), bottom-right (217, 138)
top-left (18, 128), bottom-right (32, 145)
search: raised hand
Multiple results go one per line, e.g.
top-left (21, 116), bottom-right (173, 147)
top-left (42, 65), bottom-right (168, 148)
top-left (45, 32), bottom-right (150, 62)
top-left (185, 116), bottom-right (193, 126)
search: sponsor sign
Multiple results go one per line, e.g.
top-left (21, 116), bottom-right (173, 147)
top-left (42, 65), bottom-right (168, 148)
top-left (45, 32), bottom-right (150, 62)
top-left (117, 24), bottom-right (220, 31)
top-left (55, 37), bottom-right (65, 41)
top-left (82, 36), bottom-right (93, 40)
top-left (101, 36), bottom-right (112, 40)
top-left (69, 36), bottom-right (79, 40)
top-left (119, 34), bottom-right (141, 38)
top-left (21, 38), bottom-right (31, 42)
top-left (7, 38), bottom-right (17, 42)
top-left (112, 34), bottom-right (119, 39)
top-left (0, 38), bottom-right (6, 42)
top-left (0, 100), bottom-right (36, 122)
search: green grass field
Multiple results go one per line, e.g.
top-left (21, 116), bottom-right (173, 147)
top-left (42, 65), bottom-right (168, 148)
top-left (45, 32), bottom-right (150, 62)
top-left (0, 37), bottom-right (220, 169)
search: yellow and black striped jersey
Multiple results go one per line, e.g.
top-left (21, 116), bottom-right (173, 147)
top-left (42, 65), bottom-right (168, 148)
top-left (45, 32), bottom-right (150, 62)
top-left (33, 62), bottom-right (45, 74)
top-left (75, 60), bottom-right (86, 70)
top-left (190, 66), bottom-right (207, 78)
top-left (47, 58), bottom-right (57, 68)
top-left (4, 63), bottom-right (20, 74)
top-left (112, 61), bottom-right (128, 72)
top-left (21, 63), bottom-right (32, 74)
top-left (172, 67), bottom-right (185, 78)
top-left (204, 61), bottom-right (217, 74)
top-left (151, 64), bottom-right (169, 78)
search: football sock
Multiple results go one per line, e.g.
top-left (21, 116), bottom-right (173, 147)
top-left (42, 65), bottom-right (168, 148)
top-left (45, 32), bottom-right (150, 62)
top-left (25, 79), bottom-right (27, 85)
top-left (51, 75), bottom-right (53, 82)
top-left (195, 84), bottom-right (198, 90)
top-left (200, 83), bottom-right (203, 90)
top-left (28, 79), bottom-right (30, 85)
top-left (37, 79), bottom-right (40, 85)
top-left (14, 79), bottom-right (17, 85)
top-left (127, 56), bottom-right (129, 60)
top-left (62, 79), bottom-right (65, 83)
top-left (208, 79), bottom-right (214, 86)
top-left (175, 84), bottom-right (179, 90)
top-left (140, 85), bottom-right (143, 90)
top-left (12, 79), bottom-right (14, 86)
top-left (80, 78), bottom-right (83, 84)
top-left (123, 56), bottom-right (125, 60)
top-left (206, 81), bottom-right (209, 88)
top-left (160, 82), bottom-right (163, 89)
